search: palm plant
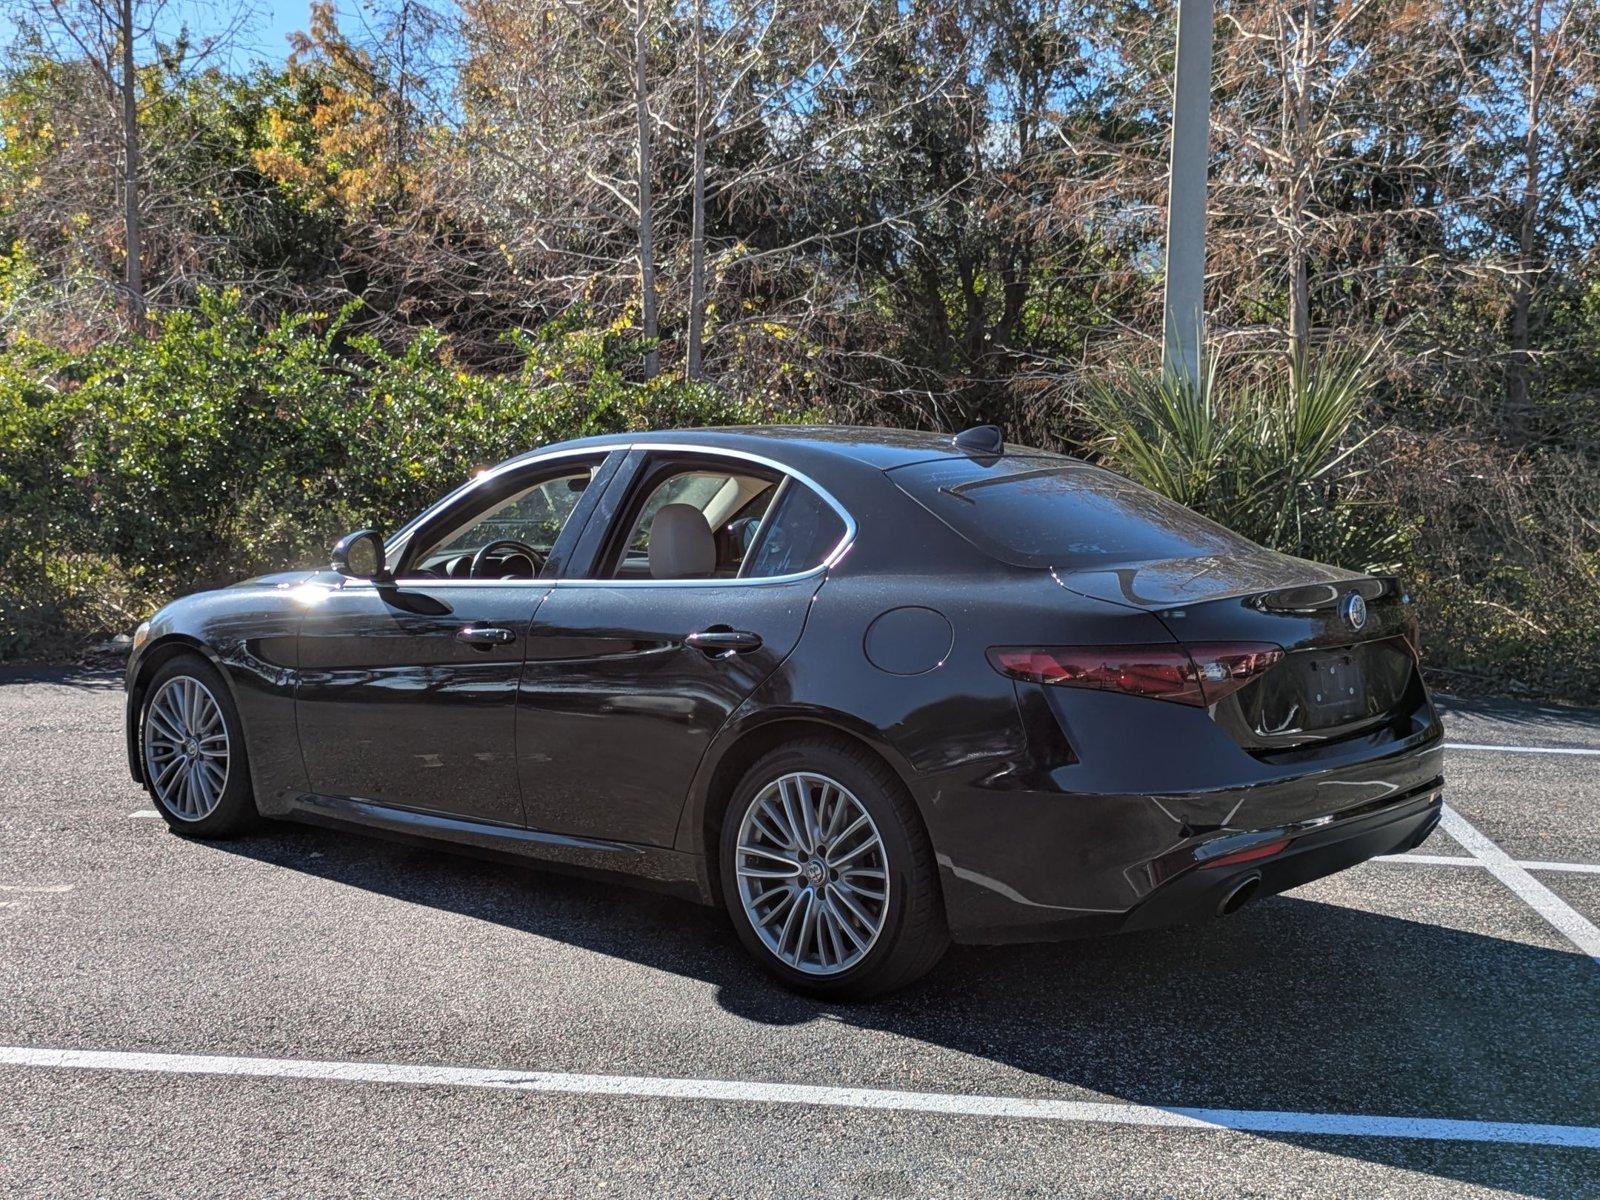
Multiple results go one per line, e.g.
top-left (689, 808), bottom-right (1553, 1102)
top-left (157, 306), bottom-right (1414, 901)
top-left (1078, 346), bottom-right (1409, 572)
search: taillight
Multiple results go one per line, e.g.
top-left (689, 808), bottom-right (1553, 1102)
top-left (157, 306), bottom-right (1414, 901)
top-left (987, 642), bottom-right (1284, 707)
top-left (1191, 642), bottom-right (1286, 703)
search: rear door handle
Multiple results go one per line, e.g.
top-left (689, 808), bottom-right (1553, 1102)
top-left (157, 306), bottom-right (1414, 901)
top-left (456, 625), bottom-right (516, 647)
top-left (685, 628), bottom-right (763, 656)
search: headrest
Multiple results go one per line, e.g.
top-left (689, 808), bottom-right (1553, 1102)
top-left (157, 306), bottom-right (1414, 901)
top-left (649, 503), bottom-right (716, 579)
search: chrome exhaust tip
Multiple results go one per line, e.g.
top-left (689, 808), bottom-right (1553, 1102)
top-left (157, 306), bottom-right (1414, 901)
top-left (1217, 873), bottom-right (1262, 917)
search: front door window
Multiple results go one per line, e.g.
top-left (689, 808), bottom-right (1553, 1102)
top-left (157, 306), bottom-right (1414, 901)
top-left (402, 463), bottom-right (600, 580)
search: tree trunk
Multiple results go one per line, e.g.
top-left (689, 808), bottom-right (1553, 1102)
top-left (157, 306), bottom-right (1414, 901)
top-left (1504, 0), bottom-right (1543, 431)
top-left (686, 0), bottom-right (707, 382)
top-left (1286, 3), bottom-right (1312, 390)
top-left (633, 0), bottom-right (659, 380)
top-left (119, 0), bottom-right (144, 325)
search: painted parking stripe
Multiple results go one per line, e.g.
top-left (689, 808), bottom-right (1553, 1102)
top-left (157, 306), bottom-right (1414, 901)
top-left (1372, 854), bottom-right (1600, 875)
top-left (1374, 853), bottom-right (1483, 867)
top-left (1440, 806), bottom-right (1600, 965)
top-left (1510, 860), bottom-right (1600, 875)
top-left (1, 1047), bottom-right (1597, 1150)
top-left (1444, 741), bottom-right (1600, 757)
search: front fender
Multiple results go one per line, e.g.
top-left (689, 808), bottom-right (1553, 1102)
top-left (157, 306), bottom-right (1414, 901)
top-left (124, 582), bottom-right (327, 811)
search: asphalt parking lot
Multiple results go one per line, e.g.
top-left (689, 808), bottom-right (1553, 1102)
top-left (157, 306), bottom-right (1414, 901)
top-left (1, 667), bottom-right (1597, 1198)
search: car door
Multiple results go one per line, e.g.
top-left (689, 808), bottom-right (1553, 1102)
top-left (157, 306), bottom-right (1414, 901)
top-left (516, 449), bottom-right (853, 846)
top-left (295, 450), bottom-right (617, 825)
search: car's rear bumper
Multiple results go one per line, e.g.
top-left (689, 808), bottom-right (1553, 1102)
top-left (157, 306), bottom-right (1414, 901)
top-left (1118, 778), bottom-right (1443, 933)
top-left (948, 776), bottom-right (1443, 944)
top-left (930, 678), bottom-right (1447, 945)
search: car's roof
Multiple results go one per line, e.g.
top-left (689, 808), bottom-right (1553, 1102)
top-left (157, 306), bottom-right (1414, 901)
top-left (532, 425), bottom-right (1066, 473)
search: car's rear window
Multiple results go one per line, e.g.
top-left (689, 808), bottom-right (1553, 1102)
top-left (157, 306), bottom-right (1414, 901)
top-left (887, 455), bottom-right (1258, 570)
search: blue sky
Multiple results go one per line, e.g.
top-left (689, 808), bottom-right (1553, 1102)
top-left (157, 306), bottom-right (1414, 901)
top-left (249, 0), bottom-right (314, 63)
top-left (2, 1), bottom-right (319, 68)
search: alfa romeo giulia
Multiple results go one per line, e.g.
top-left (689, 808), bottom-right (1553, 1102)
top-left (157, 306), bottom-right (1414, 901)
top-left (125, 425), bottom-right (1445, 997)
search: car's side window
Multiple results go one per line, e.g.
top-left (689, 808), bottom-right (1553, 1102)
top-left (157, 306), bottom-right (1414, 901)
top-left (607, 464), bottom-right (780, 580)
top-left (401, 461), bottom-right (601, 580)
top-left (742, 479), bottom-right (848, 578)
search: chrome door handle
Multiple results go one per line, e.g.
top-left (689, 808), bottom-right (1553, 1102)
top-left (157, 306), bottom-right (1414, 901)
top-left (685, 628), bottom-right (763, 656)
top-left (456, 626), bottom-right (516, 647)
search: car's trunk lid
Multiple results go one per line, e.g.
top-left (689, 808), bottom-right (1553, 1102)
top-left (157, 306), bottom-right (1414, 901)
top-left (1053, 551), bottom-right (1423, 751)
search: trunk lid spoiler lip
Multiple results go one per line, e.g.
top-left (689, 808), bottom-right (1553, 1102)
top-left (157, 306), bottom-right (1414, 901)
top-left (1047, 552), bottom-right (1398, 615)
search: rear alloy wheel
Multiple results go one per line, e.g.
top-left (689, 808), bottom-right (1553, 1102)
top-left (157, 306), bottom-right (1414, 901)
top-left (139, 654), bottom-right (257, 836)
top-left (734, 771), bottom-right (890, 975)
top-left (721, 738), bottom-right (948, 999)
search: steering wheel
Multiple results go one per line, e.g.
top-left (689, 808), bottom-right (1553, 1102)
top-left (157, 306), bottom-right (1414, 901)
top-left (470, 538), bottom-right (546, 579)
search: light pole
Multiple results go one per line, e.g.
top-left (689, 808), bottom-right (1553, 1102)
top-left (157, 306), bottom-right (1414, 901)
top-left (1161, 0), bottom-right (1215, 384)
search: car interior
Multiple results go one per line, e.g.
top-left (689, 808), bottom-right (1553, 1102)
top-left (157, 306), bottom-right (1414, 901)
top-left (403, 465), bottom-right (598, 579)
top-left (400, 460), bottom-right (783, 582)
top-left (608, 467), bottom-right (780, 580)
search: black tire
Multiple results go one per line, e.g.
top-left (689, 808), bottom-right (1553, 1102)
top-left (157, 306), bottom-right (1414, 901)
top-left (138, 653), bottom-right (258, 837)
top-left (719, 736), bottom-right (948, 999)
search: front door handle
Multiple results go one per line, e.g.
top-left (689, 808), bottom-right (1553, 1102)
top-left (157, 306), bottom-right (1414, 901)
top-left (685, 628), bottom-right (763, 657)
top-left (456, 625), bottom-right (516, 648)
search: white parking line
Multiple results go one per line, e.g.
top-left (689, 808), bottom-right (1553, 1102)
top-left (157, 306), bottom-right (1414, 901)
top-left (1509, 861), bottom-right (1600, 875)
top-left (1444, 741), bottom-right (1600, 757)
top-left (1440, 806), bottom-right (1600, 964)
top-left (1373, 854), bottom-right (1600, 875)
top-left (1374, 853), bottom-right (1482, 867)
top-left (1, 1046), bottom-right (1597, 1149)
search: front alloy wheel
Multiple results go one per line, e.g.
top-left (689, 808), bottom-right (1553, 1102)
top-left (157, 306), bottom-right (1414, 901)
top-left (139, 653), bottom-right (257, 836)
top-left (143, 675), bottom-right (230, 821)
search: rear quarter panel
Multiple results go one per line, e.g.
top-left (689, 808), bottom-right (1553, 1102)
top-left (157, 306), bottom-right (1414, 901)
top-left (676, 504), bottom-right (1182, 924)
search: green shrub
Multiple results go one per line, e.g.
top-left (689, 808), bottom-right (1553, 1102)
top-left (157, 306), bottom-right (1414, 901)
top-left (0, 291), bottom-right (789, 655)
top-left (0, 337), bottom-right (99, 656)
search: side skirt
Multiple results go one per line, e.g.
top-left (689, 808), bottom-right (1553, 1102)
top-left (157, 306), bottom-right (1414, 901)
top-left (284, 793), bottom-right (714, 904)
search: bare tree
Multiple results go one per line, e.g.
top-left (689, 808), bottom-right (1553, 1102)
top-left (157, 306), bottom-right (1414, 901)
top-left (1504, 0), bottom-right (1551, 427)
top-left (1172, 0), bottom-right (1479, 389)
top-left (1438, 0), bottom-right (1600, 432)
top-left (12, 0), bottom-right (245, 324)
top-left (685, 0), bottom-right (706, 380)
top-left (449, 0), bottom-right (935, 386)
top-left (632, 0), bottom-right (661, 377)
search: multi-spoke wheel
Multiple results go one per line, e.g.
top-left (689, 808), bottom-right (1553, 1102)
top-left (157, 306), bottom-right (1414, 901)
top-left (138, 654), bottom-right (256, 836)
top-left (143, 675), bottom-right (229, 820)
top-left (734, 772), bottom-right (890, 976)
top-left (721, 738), bottom-right (948, 998)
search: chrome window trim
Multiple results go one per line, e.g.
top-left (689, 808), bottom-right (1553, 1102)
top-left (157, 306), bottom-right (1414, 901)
top-left (338, 577), bottom-right (553, 591)
top-left (377, 440), bottom-right (857, 590)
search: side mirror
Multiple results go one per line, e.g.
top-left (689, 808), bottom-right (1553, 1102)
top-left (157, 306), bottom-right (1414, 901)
top-left (331, 529), bottom-right (389, 581)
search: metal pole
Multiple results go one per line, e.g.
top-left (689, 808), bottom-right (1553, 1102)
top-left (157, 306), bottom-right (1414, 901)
top-left (1161, 0), bottom-right (1215, 384)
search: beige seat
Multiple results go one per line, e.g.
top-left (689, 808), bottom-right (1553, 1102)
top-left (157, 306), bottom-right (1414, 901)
top-left (649, 503), bottom-right (717, 579)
